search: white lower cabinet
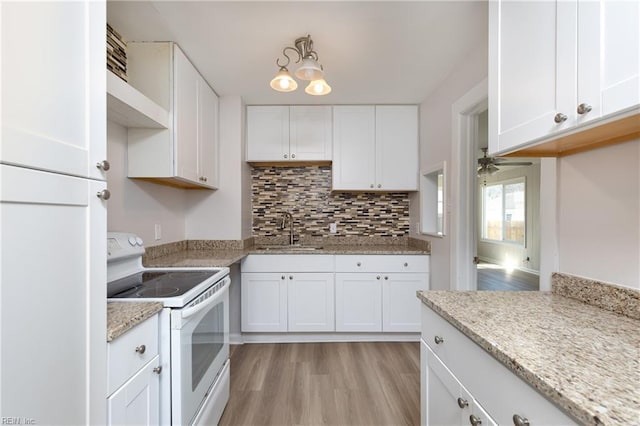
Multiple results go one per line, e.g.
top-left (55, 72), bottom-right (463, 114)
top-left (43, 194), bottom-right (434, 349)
top-left (383, 273), bottom-right (428, 332)
top-left (107, 314), bottom-right (161, 426)
top-left (335, 273), bottom-right (383, 332)
top-left (241, 272), bottom-right (288, 332)
top-left (288, 273), bottom-right (334, 332)
top-left (421, 305), bottom-right (576, 426)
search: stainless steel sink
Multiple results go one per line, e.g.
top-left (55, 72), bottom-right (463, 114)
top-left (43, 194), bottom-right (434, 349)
top-left (256, 245), bottom-right (323, 251)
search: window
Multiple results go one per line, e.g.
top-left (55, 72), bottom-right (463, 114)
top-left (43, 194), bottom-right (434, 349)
top-left (482, 178), bottom-right (525, 245)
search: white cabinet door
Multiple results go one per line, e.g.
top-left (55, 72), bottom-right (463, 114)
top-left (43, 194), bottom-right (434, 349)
top-left (198, 77), bottom-right (219, 188)
top-left (173, 45), bottom-right (200, 184)
top-left (287, 273), bottom-right (335, 332)
top-left (489, 0), bottom-right (576, 154)
top-left (107, 355), bottom-right (160, 426)
top-left (332, 106), bottom-right (376, 190)
top-left (424, 344), bottom-right (469, 425)
top-left (241, 273), bottom-right (288, 332)
top-left (246, 106), bottom-right (290, 161)
top-left (335, 273), bottom-right (382, 332)
top-left (375, 106), bottom-right (418, 190)
top-left (1, 1), bottom-right (106, 181)
top-left (0, 165), bottom-right (107, 425)
top-left (290, 106), bottom-right (332, 161)
top-left (578, 0), bottom-right (640, 120)
top-left (382, 273), bottom-right (428, 332)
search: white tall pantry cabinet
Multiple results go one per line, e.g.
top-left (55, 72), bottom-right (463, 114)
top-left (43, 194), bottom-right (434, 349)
top-left (0, 1), bottom-right (107, 424)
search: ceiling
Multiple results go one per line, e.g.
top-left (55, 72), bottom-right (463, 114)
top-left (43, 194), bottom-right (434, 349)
top-left (107, 1), bottom-right (488, 105)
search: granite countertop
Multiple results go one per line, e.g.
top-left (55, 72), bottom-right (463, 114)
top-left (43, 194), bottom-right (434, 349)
top-left (417, 289), bottom-right (640, 425)
top-left (107, 302), bottom-right (164, 342)
top-left (144, 245), bottom-right (430, 268)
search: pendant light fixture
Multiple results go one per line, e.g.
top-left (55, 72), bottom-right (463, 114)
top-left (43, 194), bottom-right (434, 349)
top-left (270, 34), bottom-right (332, 95)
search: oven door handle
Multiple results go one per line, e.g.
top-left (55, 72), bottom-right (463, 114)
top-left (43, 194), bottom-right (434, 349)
top-left (181, 277), bottom-right (230, 319)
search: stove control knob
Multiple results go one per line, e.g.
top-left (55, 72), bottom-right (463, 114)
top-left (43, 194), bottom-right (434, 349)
top-left (136, 237), bottom-right (143, 246)
top-left (128, 236), bottom-right (137, 246)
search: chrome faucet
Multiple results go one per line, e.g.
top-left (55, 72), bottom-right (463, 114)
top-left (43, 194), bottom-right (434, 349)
top-left (280, 211), bottom-right (295, 245)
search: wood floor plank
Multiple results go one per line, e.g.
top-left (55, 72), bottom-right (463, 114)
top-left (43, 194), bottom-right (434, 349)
top-left (477, 262), bottom-right (539, 291)
top-left (219, 342), bottom-right (420, 426)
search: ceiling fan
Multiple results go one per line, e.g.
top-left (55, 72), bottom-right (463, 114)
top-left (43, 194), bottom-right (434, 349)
top-left (477, 148), bottom-right (532, 177)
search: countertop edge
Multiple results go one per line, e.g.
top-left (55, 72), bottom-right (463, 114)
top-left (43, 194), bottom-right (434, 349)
top-left (107, 302), bottom-right (164, 342)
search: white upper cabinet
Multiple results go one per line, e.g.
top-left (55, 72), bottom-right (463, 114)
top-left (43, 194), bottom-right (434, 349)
top-left (246, 105), bottom-right (332, 162)
top-left (333, 105), bottom-right (418, 191)
top-left (127, 42), bottom-right (218, 189)
top-left (489, 0), bottom-right (640, 156)
top-left (1, 1), bottom-right (107, 181)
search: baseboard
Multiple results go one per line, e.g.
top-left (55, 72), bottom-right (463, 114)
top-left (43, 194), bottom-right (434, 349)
top-left (229, 333), bottom-right (244, 345)
top-left (239, 332), bottom-right (420, 344)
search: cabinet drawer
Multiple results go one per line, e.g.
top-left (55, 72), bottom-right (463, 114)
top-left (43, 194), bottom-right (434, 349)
top-left (108, 314), bottom-right (159, 395)
top-left (335, 255), bottom-right (429, 273)
top-left (421, 306), bottom-right (576, 425)
top-left (241, 254), bottom-right (334, 272)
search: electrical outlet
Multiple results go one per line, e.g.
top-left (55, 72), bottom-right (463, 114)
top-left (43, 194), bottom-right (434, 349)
top-left (154, 224), bottom-right (162, 240)
top-left (329, 222), bottom-right (337, 233)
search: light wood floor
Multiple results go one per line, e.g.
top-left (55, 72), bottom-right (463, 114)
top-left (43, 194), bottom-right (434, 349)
top-left (477, 263), bottom-right (539, 291)
top-left (220, 342), bottom-right (420, 426)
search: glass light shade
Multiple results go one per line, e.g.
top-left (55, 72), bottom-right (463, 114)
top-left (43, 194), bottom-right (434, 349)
top-left (305, 79), bottom-right (332, 96)
top-left (294, 58), bottom-right (324, 81)
top-left (270, 68), bottom-right (298, 92)
top-left (477, 164), bottom-right (499, 177)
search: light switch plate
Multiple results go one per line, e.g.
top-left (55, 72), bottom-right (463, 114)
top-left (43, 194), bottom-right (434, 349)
top-left (329, 222), bottom-right (337, 233)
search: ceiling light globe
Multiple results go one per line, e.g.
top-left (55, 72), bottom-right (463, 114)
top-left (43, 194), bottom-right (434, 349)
top-left (270, 68), bottom-right (297, 92)
top-left (295, 58), bottom-right (324, 81)
top-left (305, 79), bottom-right (331, 96)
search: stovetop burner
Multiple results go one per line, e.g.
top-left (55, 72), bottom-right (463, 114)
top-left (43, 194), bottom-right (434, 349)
top-left (108, 270), bottom-right (218, 299)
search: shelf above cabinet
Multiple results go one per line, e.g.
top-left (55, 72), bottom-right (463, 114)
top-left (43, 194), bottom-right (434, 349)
top-left (106, 71), bottom-right (169, 129)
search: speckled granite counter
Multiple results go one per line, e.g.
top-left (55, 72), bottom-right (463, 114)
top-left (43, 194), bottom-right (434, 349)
top-left (417, 278), bottom-right (640, 425)
top-left (144, 245), bottom-right (430, 268)
top-left (107, 302), bottom-right (164, 342)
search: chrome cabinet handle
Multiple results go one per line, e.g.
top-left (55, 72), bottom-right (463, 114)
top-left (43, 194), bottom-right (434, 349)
top-left (284, 154), bottom-right (288, 159)
top-left (97, 189), bottom-right (111, 200)
top-left (513, 415), bottom-right (530, 426)
top-left (554, 113), bottom-right (567, 123)
top-left (289, 275), bottom-right (293, 280)
top-left (281, 275), bottom-right (285, 280)
top-left (404, 262), bottom-right (408, 267)
top-left (376, 276), bottom-right (381, 280)
top-left (457, 397), bottom-right (469, 409)
top-left (291, 153), bottom-right (296, 159)
top-left (153, 366), bottom-right (162, 374)
top-left (377, 184), bottom-right (381, 188)
top-left (577, 103), bottom-right (592, 115)
top-left (384, 276), bottom-right (388, 280)
top-left (357, 262), bottom-right (362, 267)
top-left (135, 345), bottom-right (146, 354)
top-left (370, 184), bottom-right (374, 188)
top-left (469, 415), bottom-right (482, 426)
top-left (434, 336), bottom-right (444, 345)
top-left (96, 160), bottom-right (110, 171)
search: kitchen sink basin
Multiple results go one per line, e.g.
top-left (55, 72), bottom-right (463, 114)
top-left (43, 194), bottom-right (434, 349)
top-left (256, 245), bottom-right (324, 251)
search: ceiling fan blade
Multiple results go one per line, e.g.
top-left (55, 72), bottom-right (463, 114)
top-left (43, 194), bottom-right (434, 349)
top-left (493, 161), bottom-right (533, 166)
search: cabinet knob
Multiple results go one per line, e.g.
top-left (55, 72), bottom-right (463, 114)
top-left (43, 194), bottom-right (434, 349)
top-left (357, 262), bottom-right (362, 267)
top-left (377, 184), bottom-right (381, 188)
top-left (96, 160), bottom-right (110, 171)
top-left (404, 262), bottom-right (408, 267)
top-left (203, 177), bottom-right (208, 182)
top-left (512, 415), bottom-right (530, 426)
top-left (469, 415), bottom-right (482, 426)
top-left (384, 276), bottom-right (388, 280)
top-left (97, 189), bottom-right (111, 200)
top-left (135, 344), bottom-right (146, 354)
top-left (434, 336), bottom-right (444, 345)
top-left (153, 366), bottom-right (162, 375)
top-left (376, 276), bottom-right (381, 280)
top-left (370, 184), bottom-right (374, 188)
top-left (289, 275), bottom-right (293, 280)
top-left (457, 397), bottom-right (469, 409)
top-left (577, 103), bottom-right (592, 115)
top-left (291, 153), bottom-right (296, 159)
top-left (554, 113), bottom-right (568, 123)
top-left (281, 275), bottom-right (285, 280)
top-left (284, 154), bottom-right (288, 159)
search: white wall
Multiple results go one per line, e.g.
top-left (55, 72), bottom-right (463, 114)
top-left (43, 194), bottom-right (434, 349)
top-left (477, 163), bottom-right (541, 272)
top-left (557, 139), bottom-right (640, 289)
top-left (107, 121), bottom-right (186, 245)
top-left (410, 42), bottom-right (488, 290)
top-left (185, 96), bottom-right (252, 240)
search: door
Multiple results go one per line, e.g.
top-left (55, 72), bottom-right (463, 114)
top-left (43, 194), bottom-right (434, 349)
top-left (173, 45), bottom-right (200, 183)
top-left (375, 106), bottom-right (419, 190)
top-left (241, 273), bottom-right (287, 332)
top-left (489, 0), bottom-right (576, 154)
top-left (290, 106), bottom-right (332, 161)
top-left (287, 273), bottom-right (335, 332)
top-left (0, 165), bottom-right (107, 424)
top-left (335, 273), bottom-right (382, 332)
top-left (382, 273), bottom-right (428, 332)
top-left (246, 106), bottom-right (290, 161)
top-left (198, 77), bottom-right (219, 188)
top-left (107, 355), bottom-right (160, 426)
top-left (332, 106), bottom-right (376, 190)
top-left (1, 1), bottom-right (107, 180)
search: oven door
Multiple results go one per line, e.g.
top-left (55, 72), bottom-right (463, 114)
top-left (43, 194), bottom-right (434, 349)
top-left (170, 277), bottom-right (230, 425)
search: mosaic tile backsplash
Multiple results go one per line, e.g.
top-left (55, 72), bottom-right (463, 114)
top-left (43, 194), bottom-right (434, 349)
top-left (252, 166), bottom-right (410, 239)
